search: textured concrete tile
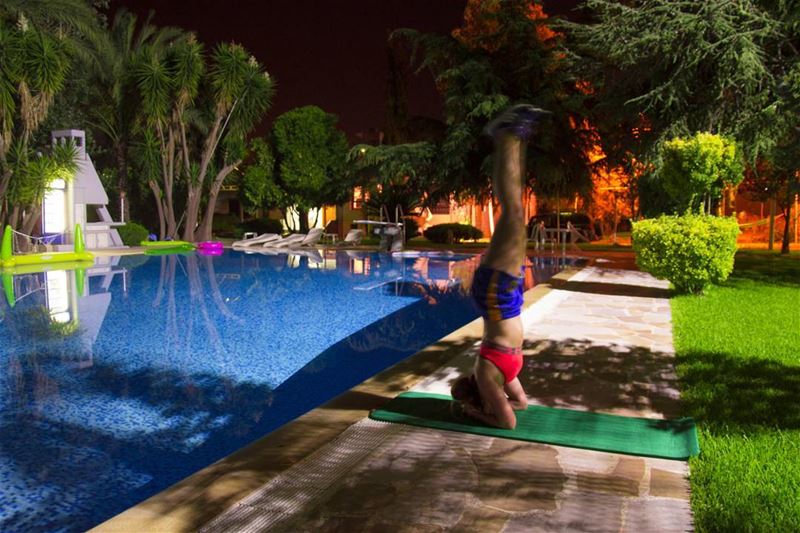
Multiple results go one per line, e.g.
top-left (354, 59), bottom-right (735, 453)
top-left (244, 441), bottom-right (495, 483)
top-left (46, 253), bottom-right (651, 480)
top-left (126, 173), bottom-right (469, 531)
top-left (279, 429), bottom-right (476, 531)
top-left (649, 468), bottom-right (690, 500)
top-left (472, 440), bottom-right (568, 512)
top-left (577, 469), bottom-right (642, 497)
top-left (507, 491), bottom-right (626, 533)
top-left (622, 497), bottom-right (693, 533)
top-left (554, 446), bottom-right (622, 475)
top-left (450, 505), bottom-right (511, 533)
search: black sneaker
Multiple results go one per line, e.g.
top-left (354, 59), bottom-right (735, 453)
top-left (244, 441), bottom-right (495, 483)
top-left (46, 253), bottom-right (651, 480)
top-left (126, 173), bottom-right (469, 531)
top-left (483, 104), bottom-right (551, 141)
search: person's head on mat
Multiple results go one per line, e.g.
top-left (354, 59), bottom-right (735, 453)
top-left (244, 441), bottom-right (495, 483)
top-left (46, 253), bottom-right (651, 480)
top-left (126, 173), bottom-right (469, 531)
top-left (451, 104), bottom-right (550, 430)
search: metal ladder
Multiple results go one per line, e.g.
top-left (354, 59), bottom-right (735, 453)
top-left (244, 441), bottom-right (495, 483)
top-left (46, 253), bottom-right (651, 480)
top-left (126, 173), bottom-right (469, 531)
top-left (377, 204), bottom-right (405, 253)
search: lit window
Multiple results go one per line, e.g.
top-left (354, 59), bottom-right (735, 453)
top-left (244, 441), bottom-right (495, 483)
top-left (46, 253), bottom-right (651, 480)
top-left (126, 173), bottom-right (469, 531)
top-left (352, 187), bottom-right (367, 209)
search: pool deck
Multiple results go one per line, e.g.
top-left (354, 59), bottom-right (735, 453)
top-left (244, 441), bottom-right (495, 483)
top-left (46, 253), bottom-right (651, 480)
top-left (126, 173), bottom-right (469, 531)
top-left (93, 252), bottom-right (693, 532)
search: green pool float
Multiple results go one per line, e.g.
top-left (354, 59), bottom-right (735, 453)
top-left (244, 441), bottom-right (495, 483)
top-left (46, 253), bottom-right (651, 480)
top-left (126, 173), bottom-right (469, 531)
top-left (1, 224), bottom-right (94, 269)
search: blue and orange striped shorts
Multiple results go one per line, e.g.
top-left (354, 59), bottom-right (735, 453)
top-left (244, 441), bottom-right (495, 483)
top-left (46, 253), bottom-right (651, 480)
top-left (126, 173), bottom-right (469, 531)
top-left (470, 265), bottom-right (524, 322)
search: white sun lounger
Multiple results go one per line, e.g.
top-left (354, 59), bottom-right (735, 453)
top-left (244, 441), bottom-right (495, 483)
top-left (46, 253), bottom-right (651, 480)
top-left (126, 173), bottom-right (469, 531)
top-left (332, 228), bottom-right (364, 247)
top-left (263, 233), bottom-right (307, 249)
top-left (288, 228), bottom-right (324, 249)
top-left (232, 232), bottom-right (280, 248)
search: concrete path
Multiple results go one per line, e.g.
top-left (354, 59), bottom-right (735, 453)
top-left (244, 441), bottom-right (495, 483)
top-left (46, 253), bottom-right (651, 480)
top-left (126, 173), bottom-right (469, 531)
top-left (203, 265), bottom-right (693, 532)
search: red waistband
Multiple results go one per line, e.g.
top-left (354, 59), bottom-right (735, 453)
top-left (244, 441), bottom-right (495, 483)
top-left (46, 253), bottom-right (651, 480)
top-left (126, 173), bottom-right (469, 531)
top-left (480, 339), bottom-right (522, 356)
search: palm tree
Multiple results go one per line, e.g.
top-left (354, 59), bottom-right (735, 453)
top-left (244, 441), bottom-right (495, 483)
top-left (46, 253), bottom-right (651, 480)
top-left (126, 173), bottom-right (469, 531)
top-left (0, 24), bottom-right (71, 228)
top-left (134, 40), bottom-right (274, 241)
top-left (193, 45), bottom-right (274, 241)
top-left (134, 36), bottom-right (204, 238)
top-left (91, 9), bottom-right (185, 223)
top-left (0, 0), bottom-right (104, 229)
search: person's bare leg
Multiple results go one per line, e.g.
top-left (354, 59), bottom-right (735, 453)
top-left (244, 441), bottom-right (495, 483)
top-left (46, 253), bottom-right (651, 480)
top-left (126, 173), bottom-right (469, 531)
top-left (481, 133), bottom-right (527, 350)
top-left (471, 134), bottom-right (529, 430)
top-left (483, 134), bottom-right (527, 277)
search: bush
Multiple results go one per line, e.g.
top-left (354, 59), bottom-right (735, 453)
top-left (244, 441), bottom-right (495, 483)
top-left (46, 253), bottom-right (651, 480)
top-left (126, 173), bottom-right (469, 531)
top-left (238, 217), bottom-right (284, 236)
top-left (212, 214), bottom-right (240, 237)
top-left (403, 217), bottom-right (420, 242)
top-left (632, 214), bottom-right (739, 294)
top-left (423, 223), bottom-right (482, 244)
top-left (659, 132), bottom-right (743, 214)
top-left (117, 222), bottom-right (150, 245)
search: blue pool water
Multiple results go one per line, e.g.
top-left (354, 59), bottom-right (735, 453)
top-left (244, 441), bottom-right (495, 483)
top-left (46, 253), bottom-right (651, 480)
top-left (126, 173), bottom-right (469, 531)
top-left (0, 249), bottom-right (577, 532)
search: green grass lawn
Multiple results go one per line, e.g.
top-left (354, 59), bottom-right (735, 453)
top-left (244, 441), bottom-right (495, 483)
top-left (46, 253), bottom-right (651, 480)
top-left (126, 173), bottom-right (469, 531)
top-left (672, 252), bottom-right (800, 532)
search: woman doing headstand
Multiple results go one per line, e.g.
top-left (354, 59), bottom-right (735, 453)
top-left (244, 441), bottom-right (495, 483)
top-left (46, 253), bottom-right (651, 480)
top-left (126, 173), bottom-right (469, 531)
top-left (451, 104), bottom-right (550, 430)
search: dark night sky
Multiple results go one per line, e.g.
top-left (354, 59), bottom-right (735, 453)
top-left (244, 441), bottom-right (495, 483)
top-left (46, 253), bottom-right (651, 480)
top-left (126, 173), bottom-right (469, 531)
top-left (110, 0), bottom-right (581, 139)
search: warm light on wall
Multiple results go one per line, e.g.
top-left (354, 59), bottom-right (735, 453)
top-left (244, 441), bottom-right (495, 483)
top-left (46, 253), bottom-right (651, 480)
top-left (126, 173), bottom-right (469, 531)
top-left (43, 179), bottom-right (68, 234)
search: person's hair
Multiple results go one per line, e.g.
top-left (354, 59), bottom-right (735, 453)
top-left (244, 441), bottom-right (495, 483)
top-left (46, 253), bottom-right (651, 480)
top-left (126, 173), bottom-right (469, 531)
top-left (451, 375), bottom-right (483, 411)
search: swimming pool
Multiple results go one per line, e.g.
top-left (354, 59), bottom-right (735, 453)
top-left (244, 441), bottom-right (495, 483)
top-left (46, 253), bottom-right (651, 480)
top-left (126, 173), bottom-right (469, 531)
top-left (0, 249), bottom-right (577, 532)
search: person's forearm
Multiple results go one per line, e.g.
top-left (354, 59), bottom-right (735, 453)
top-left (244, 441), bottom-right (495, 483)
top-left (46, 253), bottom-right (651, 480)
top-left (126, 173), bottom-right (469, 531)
top-left (464, 404), bottom-right (516, 430)
top-left (465, 406), bottom-right (503, 427)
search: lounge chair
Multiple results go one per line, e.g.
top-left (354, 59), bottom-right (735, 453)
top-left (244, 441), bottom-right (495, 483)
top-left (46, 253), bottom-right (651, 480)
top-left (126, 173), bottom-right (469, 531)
top-left (287, 228), bottom-right (324, 249)
top-left (232, 232), bottom-right (280, 248)
top-left (262, 233), bottom-right (307, 249)
top-left (332, 228), bottom-right (363, 247)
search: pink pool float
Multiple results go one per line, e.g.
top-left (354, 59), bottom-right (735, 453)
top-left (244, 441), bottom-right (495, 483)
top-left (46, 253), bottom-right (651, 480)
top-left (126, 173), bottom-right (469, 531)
top-left (196, 241), bottom-right (224, 255)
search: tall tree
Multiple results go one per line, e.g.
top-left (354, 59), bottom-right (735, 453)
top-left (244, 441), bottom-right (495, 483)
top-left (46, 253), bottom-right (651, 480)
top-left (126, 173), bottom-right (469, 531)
top-left (740, 159), bottom-right (799, 253)
top-left (347, 142), bottom-right (435, 225)
top-left (133, 40), bottom-right (274, 240)
top-left (560, 0), bottom-right (781, 164)
top-left (393, 0), bottom-right (594, 205)
top-left (268, 106), bottom-right (349, 233)
top-left (0, 1), bottom-right (103, 232)
top-left (563, 0), bottom-right (800, 252)
top-left (237, 137), bottom-right (283, 216)
top-left (384, 40), bottom-right (410, 145)
top-left (91, 9), bottom-right (185, 223)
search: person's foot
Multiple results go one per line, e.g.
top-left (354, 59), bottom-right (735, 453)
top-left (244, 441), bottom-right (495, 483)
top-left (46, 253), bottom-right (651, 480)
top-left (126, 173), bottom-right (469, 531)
top-left (483, 104), bottom-right (551, 141)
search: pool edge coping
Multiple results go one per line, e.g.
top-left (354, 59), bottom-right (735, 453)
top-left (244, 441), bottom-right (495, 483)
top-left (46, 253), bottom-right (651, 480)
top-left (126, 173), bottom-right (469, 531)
top-left (90, 259), bottom-right (591, 533)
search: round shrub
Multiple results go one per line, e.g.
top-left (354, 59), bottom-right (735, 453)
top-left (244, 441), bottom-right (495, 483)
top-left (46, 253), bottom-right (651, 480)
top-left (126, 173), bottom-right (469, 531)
top-left (238, 217), bottom-right (284, 236)
top-left (403, 217), bottom-right (420, 242)
top-left (632, 214), bottom-right (739, 294)
top-left (423, 223), bottom-right (483, 244)
top-left (117, 222), bottom-right (149, 246)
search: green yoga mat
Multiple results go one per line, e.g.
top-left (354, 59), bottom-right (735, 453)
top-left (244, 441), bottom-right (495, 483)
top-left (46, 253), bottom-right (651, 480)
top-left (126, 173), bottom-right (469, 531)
top-left (370, 391), bottom-right (699, 460)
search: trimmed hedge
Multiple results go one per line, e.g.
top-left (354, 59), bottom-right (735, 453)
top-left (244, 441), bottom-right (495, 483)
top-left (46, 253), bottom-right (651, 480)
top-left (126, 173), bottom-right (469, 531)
top-left (423, 223), bottom-right (482, 244)
top-left (117, 222), bottom-right (149, 246)
top-left (632, 214), bottom-right (739, 294)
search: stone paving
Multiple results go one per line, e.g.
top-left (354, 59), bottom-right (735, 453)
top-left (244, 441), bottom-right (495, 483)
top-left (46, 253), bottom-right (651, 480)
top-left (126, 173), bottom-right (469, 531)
top-left (203, 265), bottom-right (693, 533)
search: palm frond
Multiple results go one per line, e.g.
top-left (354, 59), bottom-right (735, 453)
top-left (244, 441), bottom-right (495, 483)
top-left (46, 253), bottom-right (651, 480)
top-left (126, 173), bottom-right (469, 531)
top-left (133, 45), bottom-right (173, 125)
top-left (210, 43), bottom-right (250, 112)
